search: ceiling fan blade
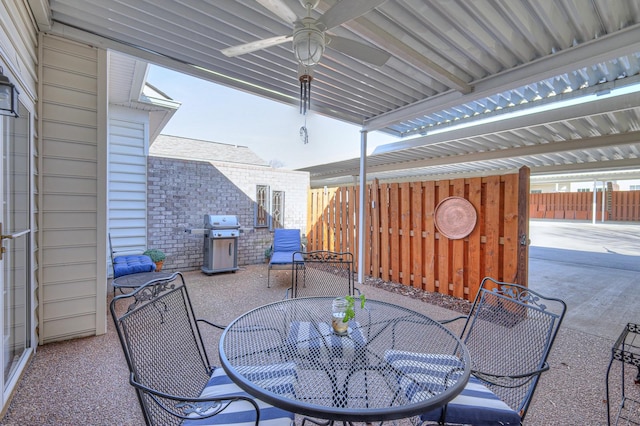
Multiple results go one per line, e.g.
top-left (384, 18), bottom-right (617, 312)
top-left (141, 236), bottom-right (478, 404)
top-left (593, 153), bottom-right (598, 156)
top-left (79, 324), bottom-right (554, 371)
top-left (326, 35), bottom-right (390, 66)
top-left (256, 0), bottom-right (299, 25)
top-left (221, 35), bottom-right (292, 57)
top-left (317, 0), bottom-right (388, 31)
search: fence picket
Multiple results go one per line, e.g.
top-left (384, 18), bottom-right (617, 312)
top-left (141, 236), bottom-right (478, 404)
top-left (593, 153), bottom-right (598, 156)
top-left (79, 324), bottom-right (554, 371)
top-left (307, 169), bottom-right (528, 301)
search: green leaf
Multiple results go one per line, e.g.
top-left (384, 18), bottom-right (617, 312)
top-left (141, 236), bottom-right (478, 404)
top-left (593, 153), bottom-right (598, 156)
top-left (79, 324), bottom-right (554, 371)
top-left (341, 294), bottom-right (365, 323)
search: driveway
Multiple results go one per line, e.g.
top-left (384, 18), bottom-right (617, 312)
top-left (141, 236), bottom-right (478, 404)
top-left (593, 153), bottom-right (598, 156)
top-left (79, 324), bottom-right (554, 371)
top-left (528, 220), bottom-right (640, 339)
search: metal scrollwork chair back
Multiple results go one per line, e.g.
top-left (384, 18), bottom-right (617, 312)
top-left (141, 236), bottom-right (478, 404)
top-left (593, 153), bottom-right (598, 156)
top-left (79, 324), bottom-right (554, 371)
top-left (419, 276), bottom-right (567, 425)
top-left (289, 250), bottom-right (358, 298)
top-left (110, 273), bottom-right (296, 426)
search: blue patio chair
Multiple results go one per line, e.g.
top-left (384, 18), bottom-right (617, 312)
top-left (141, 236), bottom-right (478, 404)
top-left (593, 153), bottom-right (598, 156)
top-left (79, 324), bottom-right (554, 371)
top-left (267, 229), bottom-right (304, 287)
top-left (387, 277), bottom-right (566, 425)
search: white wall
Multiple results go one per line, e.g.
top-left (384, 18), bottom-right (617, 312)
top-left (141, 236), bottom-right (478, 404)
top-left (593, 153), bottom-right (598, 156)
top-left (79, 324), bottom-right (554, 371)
top-left (38, 34), bottom-right (107, 343)
top-left (107, 106), bottom-right (149, 271)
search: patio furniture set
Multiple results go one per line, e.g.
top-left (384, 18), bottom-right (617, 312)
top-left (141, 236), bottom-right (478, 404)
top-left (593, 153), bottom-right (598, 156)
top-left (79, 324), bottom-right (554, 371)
top-left (110, 229), bottom-right (567, 425)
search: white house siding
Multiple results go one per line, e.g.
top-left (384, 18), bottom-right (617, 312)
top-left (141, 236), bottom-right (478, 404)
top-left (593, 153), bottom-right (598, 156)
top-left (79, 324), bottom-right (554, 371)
top-left (108, 106), bottom-right (148, 267)
top-left (38, 34), bottom-right (107, 344)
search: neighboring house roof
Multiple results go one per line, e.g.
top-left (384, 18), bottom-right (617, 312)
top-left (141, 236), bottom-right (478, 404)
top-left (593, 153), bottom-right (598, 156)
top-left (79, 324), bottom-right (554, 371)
top-left (150, 134), bottom-right (269, 166)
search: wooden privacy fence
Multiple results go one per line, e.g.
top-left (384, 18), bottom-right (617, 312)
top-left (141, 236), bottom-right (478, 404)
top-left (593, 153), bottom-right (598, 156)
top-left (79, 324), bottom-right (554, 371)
top-left (307, 167), bottom-right (530, 302)
top-left (530, 191), bottom-right (640, 221)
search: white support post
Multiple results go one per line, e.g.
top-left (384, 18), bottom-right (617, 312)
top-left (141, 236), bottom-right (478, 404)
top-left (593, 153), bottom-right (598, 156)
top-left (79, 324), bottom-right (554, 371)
top-left (357, 130), bottom-right (367, 285)
top-left (601, 180), bottom-right (606, 223)
top-left (592, 180), bottom-right (597, 225)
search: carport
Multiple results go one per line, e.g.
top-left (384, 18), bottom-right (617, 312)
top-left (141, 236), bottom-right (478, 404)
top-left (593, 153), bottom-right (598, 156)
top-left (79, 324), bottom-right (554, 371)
top-left (3, 2), bottom-right (639, 421)
top-left (41, 0), bottom-right (640, 284)
top-left (42, 0), bottom-right (640, 179)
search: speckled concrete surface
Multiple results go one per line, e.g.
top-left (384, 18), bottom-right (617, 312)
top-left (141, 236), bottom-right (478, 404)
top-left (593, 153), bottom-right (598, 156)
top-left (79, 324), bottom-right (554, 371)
top-left (1, 220), bottom-right (639, 426)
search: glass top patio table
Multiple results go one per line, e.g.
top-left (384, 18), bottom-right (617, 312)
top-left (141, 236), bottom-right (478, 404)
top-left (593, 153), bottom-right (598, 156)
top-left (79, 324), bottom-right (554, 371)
top-left (219, 297), bottom-right (470, 423)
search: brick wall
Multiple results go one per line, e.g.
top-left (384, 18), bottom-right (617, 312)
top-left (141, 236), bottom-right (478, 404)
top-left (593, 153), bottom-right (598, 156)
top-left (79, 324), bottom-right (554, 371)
top-left (147, 156), bottom-right (309, 272)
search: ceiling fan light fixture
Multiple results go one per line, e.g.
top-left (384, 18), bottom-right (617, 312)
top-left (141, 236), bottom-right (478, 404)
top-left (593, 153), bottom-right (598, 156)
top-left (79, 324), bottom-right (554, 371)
top-left (293, 25), bottom-right (325, 67)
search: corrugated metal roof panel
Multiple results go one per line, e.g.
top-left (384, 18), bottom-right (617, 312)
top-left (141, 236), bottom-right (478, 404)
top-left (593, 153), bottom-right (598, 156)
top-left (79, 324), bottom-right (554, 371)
top-left (47, 0), bottom-right (640, 183)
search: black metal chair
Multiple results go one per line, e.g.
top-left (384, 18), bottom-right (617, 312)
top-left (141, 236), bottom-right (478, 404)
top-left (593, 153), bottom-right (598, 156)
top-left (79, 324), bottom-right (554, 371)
top-left (110, 272), bottom-right (297, 426)
top-left (286, 250), bottom-right (364, 426)
top-left (391, 277), bottom-right (566, 425)
top-left (288, 250), bottom-right (359, 298)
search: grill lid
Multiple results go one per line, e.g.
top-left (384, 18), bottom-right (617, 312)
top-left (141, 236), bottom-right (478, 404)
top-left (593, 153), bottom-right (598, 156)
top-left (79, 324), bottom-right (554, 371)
top-left (204, 214), bottom-right (240, 229)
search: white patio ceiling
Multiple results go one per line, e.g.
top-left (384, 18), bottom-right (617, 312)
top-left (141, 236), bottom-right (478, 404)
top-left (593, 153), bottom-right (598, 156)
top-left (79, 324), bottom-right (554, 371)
top-left (35, 0), bottom-right (640, 186)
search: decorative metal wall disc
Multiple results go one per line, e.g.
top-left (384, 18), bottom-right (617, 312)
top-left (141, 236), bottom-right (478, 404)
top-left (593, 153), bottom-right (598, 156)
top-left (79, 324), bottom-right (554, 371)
top-left (434, 196), bottom-right (477, 239)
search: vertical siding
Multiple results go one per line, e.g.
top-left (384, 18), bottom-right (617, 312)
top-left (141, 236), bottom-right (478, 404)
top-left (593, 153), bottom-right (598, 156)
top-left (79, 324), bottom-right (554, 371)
top-left (108, 107), bottom-right (148, 263)
top-left (38, 35), bottom-right (106, 344)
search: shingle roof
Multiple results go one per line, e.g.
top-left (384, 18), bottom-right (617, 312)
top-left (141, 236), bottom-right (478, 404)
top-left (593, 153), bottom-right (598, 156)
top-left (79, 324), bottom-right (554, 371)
top-left (150, 134), bottom-right (269, 166)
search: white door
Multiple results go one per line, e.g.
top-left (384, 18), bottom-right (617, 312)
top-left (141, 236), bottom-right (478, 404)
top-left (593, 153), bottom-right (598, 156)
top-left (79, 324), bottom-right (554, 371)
top-left (0, 100), bottom-right (31, 404)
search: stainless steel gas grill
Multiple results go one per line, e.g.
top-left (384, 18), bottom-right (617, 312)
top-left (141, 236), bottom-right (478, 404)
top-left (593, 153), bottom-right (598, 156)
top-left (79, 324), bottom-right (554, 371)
top-left (202, 214), bottom-right (240, 275)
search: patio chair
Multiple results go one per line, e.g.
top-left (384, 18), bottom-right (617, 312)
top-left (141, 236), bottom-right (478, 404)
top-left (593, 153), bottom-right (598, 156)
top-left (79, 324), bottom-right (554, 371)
top-left (110, 272), bottom-right (297, 426)
top-left (386, 277), bottom-right (566, 425)
top-left (109, 233), bottom-right (155, 279)
top-left (288, 250), bottom-right (359, 298)
top-left (267, 229), bottom-right (304, 288)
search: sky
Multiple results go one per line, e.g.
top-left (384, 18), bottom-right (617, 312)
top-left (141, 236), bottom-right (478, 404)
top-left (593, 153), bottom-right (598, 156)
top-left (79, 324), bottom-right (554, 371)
top-left (146, 65), bottom-right (398, 169)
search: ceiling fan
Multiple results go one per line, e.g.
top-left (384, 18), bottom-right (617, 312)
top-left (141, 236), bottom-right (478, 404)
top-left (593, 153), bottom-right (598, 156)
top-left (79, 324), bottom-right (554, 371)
top-left (221, 0), bottom-right (391, 68)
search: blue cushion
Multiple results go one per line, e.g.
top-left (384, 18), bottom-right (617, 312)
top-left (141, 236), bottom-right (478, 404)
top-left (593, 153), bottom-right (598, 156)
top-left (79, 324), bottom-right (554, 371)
top-left (385, 350), bottom-right (521, 426)
top-left (269, 251), bottom-right (303, 266)
top-left (288, 321), bottom-right (367, 358)
top-left (113, 255), bottom-right (156, 278)
top-left (273, 229), bottom-right (301, 253)
top-left (182, 364), bottom-right (296, 426)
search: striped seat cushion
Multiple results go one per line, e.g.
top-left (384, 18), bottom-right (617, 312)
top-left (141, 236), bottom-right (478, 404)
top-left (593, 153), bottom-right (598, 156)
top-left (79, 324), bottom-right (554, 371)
top-left (287, 321), bottom-right (367, 358)
top-left (182, 363), bottom-right (297, 426)
top-left (385, 350), bottom-right (521, 426)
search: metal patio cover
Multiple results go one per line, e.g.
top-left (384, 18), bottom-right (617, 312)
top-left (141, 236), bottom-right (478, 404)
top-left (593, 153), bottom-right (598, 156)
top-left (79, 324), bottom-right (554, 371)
top-left (36, 0), bottom-right (640, 184)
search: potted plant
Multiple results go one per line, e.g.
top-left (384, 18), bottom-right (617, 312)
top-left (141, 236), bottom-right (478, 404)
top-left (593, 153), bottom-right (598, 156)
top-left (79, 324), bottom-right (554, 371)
top-left (331, 294), bottom-right (366, 335)
top-left (264, 246), bottom-right (273, 263)
top-left (143, 249), bottom-right (166, 271)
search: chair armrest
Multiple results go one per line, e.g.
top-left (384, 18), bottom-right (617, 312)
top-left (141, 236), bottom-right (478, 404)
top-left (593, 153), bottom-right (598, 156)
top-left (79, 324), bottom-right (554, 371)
top-left (129, 372), bottom-right (259, 422)
top-left (472, 362), bottom-right (550, 388)
top-left (197, 318), bottom-right (226, 330)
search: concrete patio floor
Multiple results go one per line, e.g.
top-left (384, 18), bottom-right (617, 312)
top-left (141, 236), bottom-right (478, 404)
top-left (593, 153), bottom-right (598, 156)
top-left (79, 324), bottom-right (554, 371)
top-left (1, 220), bottom-right (639, 425)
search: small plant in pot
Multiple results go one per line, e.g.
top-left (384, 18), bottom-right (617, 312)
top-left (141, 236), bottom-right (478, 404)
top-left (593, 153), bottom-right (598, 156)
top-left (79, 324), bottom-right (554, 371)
top-left (143, 249), bottom-right (166, 271)
top-left (331, 294), bottom-right (366, 335)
